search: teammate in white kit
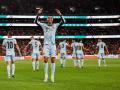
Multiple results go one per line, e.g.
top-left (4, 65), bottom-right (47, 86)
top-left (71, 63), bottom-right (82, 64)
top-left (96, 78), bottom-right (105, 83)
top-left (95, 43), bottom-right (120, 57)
top-left (76, 40), bottom-right (85, 68)
top-left (24, 36), bottom-right (42, 71)
top-left (2, 33), bottom-right (21, 79)
top-left (59, 40), bottom-right (69, 68)
top-left (71, 40), bottom-right (78, 67)
top-left (97, 39), bottom-right (109, 67)
top-left (34, 8), bottom-right (66, 82)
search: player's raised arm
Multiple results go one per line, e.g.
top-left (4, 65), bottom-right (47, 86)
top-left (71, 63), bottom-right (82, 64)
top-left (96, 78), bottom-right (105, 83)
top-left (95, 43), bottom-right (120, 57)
top-left (34, 8), bottom-right (43, 26)
top-left (55, 9), bottom-right (66, 26)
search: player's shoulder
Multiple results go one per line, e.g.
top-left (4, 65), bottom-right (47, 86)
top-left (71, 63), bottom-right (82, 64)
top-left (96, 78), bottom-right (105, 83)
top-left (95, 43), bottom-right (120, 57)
top-left (3, 38), bottom-right (7, 41)
top-left (97, 42), bottom-right (100, 45)
top-left (101, 41), bottom-right (105, 44)
top-left (13, 38), bottom-right (16, 41)
top-left (36, 40), bottom-right (41, 44)
top-left (53, 23), bottom-right (60, 27)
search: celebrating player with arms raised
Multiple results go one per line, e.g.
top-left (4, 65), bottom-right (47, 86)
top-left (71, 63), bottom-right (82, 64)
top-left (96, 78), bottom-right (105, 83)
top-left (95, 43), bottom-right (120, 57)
top-left (34, 8), bottom-right (66, 82)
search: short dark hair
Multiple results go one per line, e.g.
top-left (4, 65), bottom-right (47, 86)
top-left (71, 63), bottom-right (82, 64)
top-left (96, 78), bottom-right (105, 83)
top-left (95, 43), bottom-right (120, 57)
top-left (7, 31), bottom-right (12, 36)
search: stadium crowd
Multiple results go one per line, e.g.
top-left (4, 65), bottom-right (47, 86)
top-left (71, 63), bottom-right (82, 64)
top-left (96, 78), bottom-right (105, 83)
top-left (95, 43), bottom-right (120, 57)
top-left (0, 26), bottom-right (120, 55)
top-left (0, 27), bottom-right (120, 36)
top-left (0, 0), bottom-right (120, 15)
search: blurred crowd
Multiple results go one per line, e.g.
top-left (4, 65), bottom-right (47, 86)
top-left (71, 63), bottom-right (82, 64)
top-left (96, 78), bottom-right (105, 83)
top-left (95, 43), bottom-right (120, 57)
top-left (0, 27), bottom-right (120, 36)
top-left (0, 27), bottom-right (120, 56)
top-left (0, 0), bottom-right (120, 15)
top-left (0, 38), bottom-right (120, 56)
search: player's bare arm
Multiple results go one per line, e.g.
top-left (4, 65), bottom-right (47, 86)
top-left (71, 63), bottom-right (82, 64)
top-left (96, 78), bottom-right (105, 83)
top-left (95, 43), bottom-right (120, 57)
top-left (105, 46), bottom-right (109, 55)
top-left (16, 44), bottom-right (22, 57)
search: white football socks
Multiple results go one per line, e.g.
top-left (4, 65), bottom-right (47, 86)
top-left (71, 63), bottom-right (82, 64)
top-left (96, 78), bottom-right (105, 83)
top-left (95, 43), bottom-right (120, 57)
top-left (98, 59), bottom-right (101, 67)
top-left (12, 64), bottom-right (15, 76)
top-left (36, 61), bottom-right (39, 70)
top-left (81, 59), bottom-right (84, 67)
top-left (60, 59), bottom-right (63, 65)
top-left (103, 59), bottom-right (107, 66)
top-left (74, 60), bottom-right (77, 67)
top-left (63, 59), bottom-right (66, 67)
top-left (44, 63), bottom-right (48, 82)
top-left (51, 63), bottom-right (55, 82)
top-left (78, 60), bottom-right (81, 68)
top-left (7, 65), bottom-right (10, 78)
top-left (32, 61), bottom-right (35, 71)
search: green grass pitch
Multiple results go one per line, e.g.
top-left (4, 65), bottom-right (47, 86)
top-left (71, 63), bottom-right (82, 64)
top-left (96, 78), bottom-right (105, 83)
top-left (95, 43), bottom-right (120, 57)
top-left (0, 59), bottom-right (120, 90)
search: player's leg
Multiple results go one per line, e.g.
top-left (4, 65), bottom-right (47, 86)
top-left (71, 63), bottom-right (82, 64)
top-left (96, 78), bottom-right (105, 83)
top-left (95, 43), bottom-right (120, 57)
top-left (60, 53), bottom-right (63, 67)
top-left (11, 55), bottom-right (15, 78)
top-left (81, 53), bottom-right (84, 68)
top-left (43, 45), bottom-right (49, 82)
top-left (102, 53), bottom-right (107, 67)
top-left (51, 57), bottom-right (55, 82)
top-left (77, 59), bottom-right (81, 68)
top-left (36, 53), bottom-right (40, 70)
top-left (50, 45), bottom-right (56, 82)
top-left (77, 53), bottom-right (81, 68)
top-left (32, 53), bottom-right (36, 71)
top-left (44, 56), bottom-right (49, 82)
top-left (73, 57), bottom-right (77, 67)
top-left (5, 55), bottom-right (11, 79)
top-left (98, 54), bottom-right (101, 67)
top-left (73, 53), bottom-right (77, 67)
top-left (62, 53), bottom-right (66, 67)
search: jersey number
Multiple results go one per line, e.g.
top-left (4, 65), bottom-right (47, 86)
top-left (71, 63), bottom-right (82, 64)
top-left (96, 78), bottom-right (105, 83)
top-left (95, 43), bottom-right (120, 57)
top-left (61, 44), bottom-right (64, 48)
top-left (101, 44), bottom-right (103, 48)
top-left (7, 41), bottom-right (13, 49)
top-left (35, 42), bottom-right (38, 47)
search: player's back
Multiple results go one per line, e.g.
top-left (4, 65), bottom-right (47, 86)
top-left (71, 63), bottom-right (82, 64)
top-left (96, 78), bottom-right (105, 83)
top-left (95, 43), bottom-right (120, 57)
top-left (77, 43), bottom-right (84, 52)
top-left (30, 39), bottom-right (41, 52)
top-left (71, 42), bottom-right (78, 52)
top-left (2, 38), bottom-right (17, 55)
top-left (97, 41), bottom-right (106, 53)
top-left (59, 42), bottom-right (68, 52)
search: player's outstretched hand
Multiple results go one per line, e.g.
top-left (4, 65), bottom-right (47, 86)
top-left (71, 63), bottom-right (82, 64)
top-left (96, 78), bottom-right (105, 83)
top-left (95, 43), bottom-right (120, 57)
top-left (38, 8), bottom-right (43, 14)
top-left (55, 9), bottom-right (62, 15)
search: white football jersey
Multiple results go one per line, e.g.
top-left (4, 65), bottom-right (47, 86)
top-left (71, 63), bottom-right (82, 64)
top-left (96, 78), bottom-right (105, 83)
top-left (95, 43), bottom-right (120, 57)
top-left (77, 43), bottom-right (84, 52)
top-left (29, 39), bottom-right (41, 53)
top-left (2, 38), bottom-right (17, 55)
top-left (36, 16), bottom-right (65, 45)
top-left (37, 22), bottom-right (60, 45)
top-left (71, 42), bottom-right (78, 53)
top-left (97, 41), bottom-right (106, 54)
top-left (59, 42), bottom-right (68, 53)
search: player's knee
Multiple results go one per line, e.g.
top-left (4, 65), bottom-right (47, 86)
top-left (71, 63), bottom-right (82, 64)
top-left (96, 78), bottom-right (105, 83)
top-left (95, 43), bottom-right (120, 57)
top-left (44, 57), bottom-right (48, 63)
top-left (51, 57), bottom-right (56, 63)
